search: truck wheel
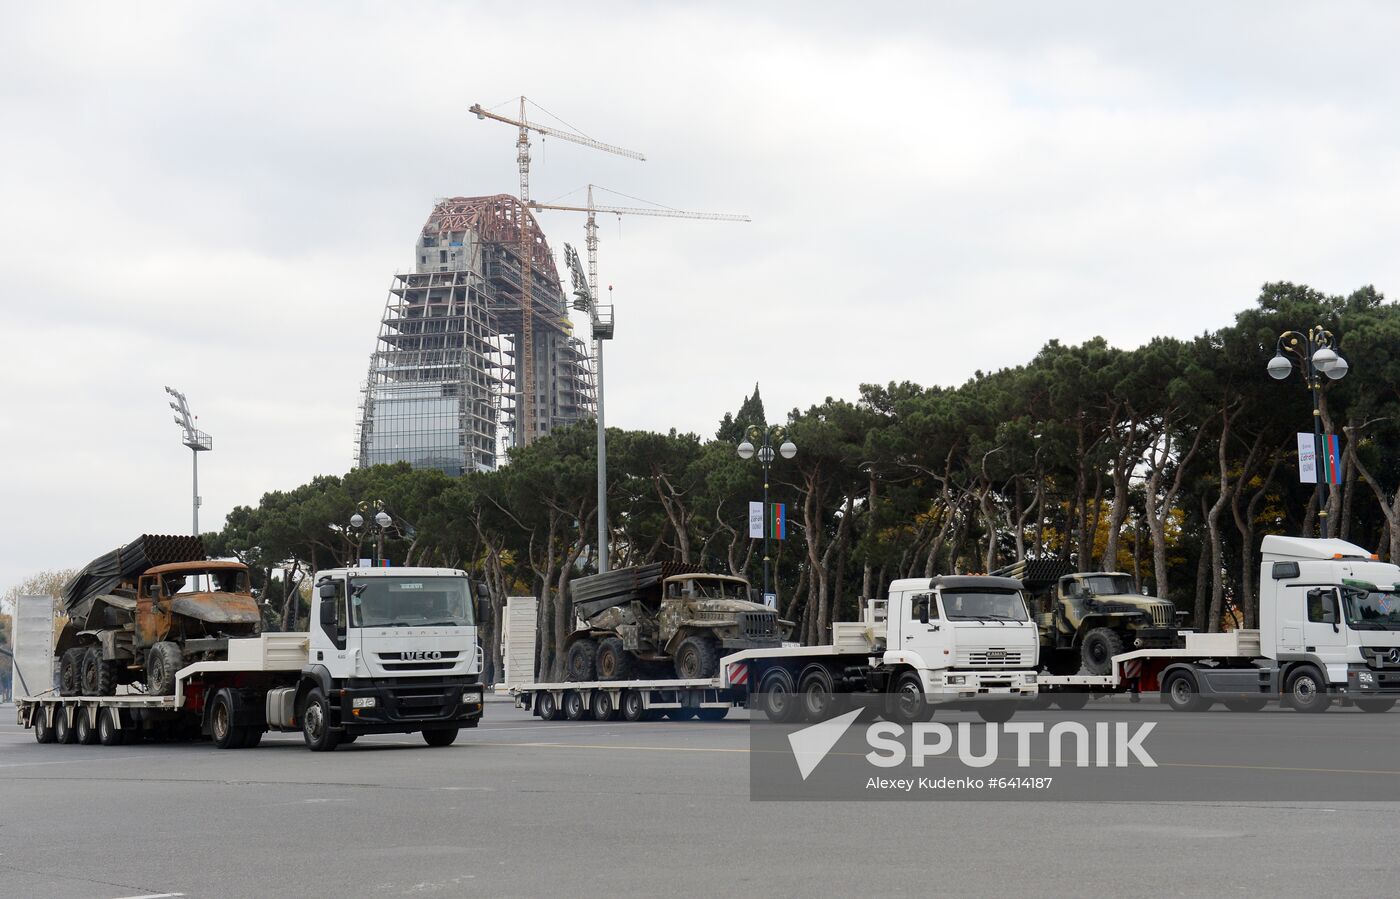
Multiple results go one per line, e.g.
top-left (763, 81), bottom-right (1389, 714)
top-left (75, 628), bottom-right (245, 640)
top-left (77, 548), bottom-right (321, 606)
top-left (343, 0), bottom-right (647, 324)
top-left (1162, 671), bottom-right (1209, 712)
top-left (620, 690), bottom-right (647, 722)
top-left (146, 642), bottom-right (184, 695)
top-left (1356, 698), bottom-right (1395, 713)
top-left (1285, 667), bottom-right (1332, 713)
top-left (887, 671), bottom-right (934, 725)
top-left (210, 688), bottom-right (247, 749)
top-left (591, 690), bottom-right (620, 721)
top-left (1024, 692), bottom-right (1055, 710)
top-left (1222, 697), bottom-right (1268, 713)
top-left (80, 647), bottom-right (118, 696)
top-left (300, 688), bottom-right (342, 751)
top-left (674, 636), bottom-right (719, 680)
top-left (98, 709), bottom-right (123, 746)
top-left (798, 665), bottom-right (839, 721)
top-left (53, 707), bottom-right (76, 744)
top-left (537, 691), bottom-right (562, 721)
top-left (74, 709), bottom-right (99, 745)
top-left (33, 709), bottom-right (56, 744)
top-left (696, 707), bottom-right (730, 721)
top-left (59, 648), bottom-right (85, 696)
top-left (757, 667), bottom-right (801, 723)
top-left (1053, 692), bottom-right (1090, 711)
top-left (666, 707), bottom-right (698, 720)
top-left (976, 702), bottom-right (1017, 724)
top-left (1044, 651), bottom-right (1082, 677)
top-left (596, 638), bottom-right (635, 681)
top-left (566, 640), bottom-right (599, 681)
top-left (241, 728), bottom-right (264, 748)
top-left (422, 728), bottom-right (460, 747)
top-left (563, 690), bottom-right (590, 721)
top-left (1080, 628), bottom-right (1124, 676)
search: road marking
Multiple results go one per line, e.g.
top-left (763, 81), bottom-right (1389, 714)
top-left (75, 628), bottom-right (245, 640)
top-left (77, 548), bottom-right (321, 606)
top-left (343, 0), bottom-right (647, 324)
top-left (110, 893), bottom-right (185, 898)
top-left (0, 754), bottom-right (160, 769)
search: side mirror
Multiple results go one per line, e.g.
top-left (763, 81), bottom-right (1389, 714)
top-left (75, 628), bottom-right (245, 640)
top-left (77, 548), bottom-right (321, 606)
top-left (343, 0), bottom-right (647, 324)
top-left (318, 582), bottom-right (338, 600)
top-left (319, 595), bottom-right (337, 626)
top-left (475, 597), bottom-right (489, 624)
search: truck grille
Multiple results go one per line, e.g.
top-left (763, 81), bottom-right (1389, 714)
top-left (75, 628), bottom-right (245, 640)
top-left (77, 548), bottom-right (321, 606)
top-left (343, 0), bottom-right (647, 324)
top-left (1149, 604), bottom-right (1174, 627)
top-left (741, 612), bottom-right (778, 640)
top-left (375, 650), bottom-right (461, 672)
top-left (957, 650), bottom-right (1027, 667)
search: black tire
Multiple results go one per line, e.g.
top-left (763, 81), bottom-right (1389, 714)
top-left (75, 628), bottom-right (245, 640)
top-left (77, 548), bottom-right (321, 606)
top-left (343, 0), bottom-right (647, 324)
top-left (423, 728), bottom-right (460, 747)
top-left (340, 734), bottom-right (359, 744)
top-left (596, 637), bottom-right (635, 681)
top-left (591, 690), bottom-right (619, 721)
top-left (1080, 627), bottom-right (1125, 676)
top-left (666, 707), bottom-right (699, 720)
top-left (97, 709), bottom-right (123, 746)
top-left (79, 646), bottom-right (102, 696)
top-left (1356, 698), bottom-right (1395, 713)
top-left (887, 671), bottom-right (933, 725)
top-left (798, 664), bottom-right (839, 721)
top-left (210, 688), bottom-right (247, 749)
top-left (53, 707), bottom-right (76, 744)
top-left (1043, 651), bottom-right (1083, 677)
top-left (242, 728), bottom-right (264, 748)
top-left (756, 667), bottom-right (801, 723)
top-left (537, 691), bottom-right (561, 721)
top-left (1285, 667), bottom-right (1332, 713)
top-left (563, 690), bottom-right (590, 721)
top-left (976, 702), bottom-right (1018, 723)
top-left (1222, 697), bottom-right (1268, 713)
top-left (33, 709), bottom-right (56, 744)
top-left (1053, 691), bottom-right (1091, 711)
top-left (59, 647), bottom-right (85, 696)
top-left (1162, 671), bottom-right (1209, 712)
top-left (300, 688), bottom-right (342, 751)
top-left (620, 690), bottom-right (646, 722)
top-left (696, 707), bottom-right (730, 721)
top-left (1025, 692), bottom-right (1055, 710)
top-left (146, 641), bottom-right (184, 695)
top-left (566, 639), bottom-right (599, 682)
top-left (674, 635), bottom-right (720, 680)
top-left (74, 709), bottom-right (98, 745)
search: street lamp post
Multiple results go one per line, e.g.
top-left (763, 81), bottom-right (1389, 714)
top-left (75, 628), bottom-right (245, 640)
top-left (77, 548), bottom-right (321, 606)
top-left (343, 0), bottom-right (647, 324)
top-left (567, 245), bottom-right (615, 573)
top-left (350, 507), bottom-right (394, 566)
top-left (165, 386), bottom-right (212, 535)
top-left (737, 426), bottom-right (797, 606)
top-left (1267, 326), bottom-right (1349, 538)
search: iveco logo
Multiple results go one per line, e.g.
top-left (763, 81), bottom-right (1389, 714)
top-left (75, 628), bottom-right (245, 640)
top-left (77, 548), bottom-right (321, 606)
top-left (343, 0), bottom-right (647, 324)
top-left (403, 651), bottom-right (443, 661)
top-left (1388, 648), bottom-right (1400, 665)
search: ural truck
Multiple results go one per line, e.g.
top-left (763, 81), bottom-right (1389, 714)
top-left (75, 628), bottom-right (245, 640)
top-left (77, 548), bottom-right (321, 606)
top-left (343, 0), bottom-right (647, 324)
top-left (510, 574), bottom-right (1039, 724)
top-left (1035, 536), bottom-right (1400, 712)
top-left (15, 566), bottom-right (485, 750)
top-left (57, 534), bottom-right (262, 696)
top-left (563, 564), bottom-right (791, 681)
top-left (993, 558), bottom-right (1178, 676)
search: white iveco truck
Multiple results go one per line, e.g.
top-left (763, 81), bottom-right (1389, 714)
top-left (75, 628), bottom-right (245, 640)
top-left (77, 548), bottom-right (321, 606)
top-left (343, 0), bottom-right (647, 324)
top-left (15, 567), bottom-right (485, 750)
top-left (509, 574), bottom-right (1040, 724)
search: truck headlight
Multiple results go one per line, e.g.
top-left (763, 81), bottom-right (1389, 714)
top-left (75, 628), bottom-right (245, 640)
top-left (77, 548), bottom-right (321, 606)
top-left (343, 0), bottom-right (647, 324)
top-left (1025, 674), bottom-right (1037, 684)
top-left (946, 675), bottom-right (965, 685)
top-left (352, 697), bottom-right (378, 709)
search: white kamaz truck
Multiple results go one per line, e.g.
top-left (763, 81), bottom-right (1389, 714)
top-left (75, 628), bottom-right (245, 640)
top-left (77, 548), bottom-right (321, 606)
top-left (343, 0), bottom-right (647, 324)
top-left (15, 567), bottom-right (486, 750)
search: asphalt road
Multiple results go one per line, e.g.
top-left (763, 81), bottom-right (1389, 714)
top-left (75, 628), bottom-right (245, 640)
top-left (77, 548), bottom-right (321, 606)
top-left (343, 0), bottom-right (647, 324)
top-left (2, 696), bottom-right (1398, 898)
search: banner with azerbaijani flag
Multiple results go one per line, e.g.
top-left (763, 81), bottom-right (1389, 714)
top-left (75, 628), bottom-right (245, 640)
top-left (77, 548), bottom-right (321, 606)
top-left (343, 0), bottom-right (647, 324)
top-left (769, 502), bottom-right (787, 540)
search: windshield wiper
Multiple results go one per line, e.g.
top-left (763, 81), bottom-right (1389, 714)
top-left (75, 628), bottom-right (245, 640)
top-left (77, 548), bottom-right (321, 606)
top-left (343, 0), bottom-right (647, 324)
top-left (419, 619), bottom-right (468, 627)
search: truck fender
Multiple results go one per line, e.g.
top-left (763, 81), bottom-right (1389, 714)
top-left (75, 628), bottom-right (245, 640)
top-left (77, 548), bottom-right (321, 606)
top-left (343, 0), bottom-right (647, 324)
top-left (881, 650), bottom-right (930, 673)
top-left (297, 665), bottom-right (334, 711)
top-left (203, 685), bottom-right (268, 731)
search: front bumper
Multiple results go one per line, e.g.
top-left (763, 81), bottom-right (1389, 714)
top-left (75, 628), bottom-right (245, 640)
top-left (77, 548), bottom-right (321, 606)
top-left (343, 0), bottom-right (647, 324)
top-left (1131, 627), bottom-right (1180, 648)
top-left (924, 670), bottom-right (1037, 703)
top-left (337, 678), bottom-right (484, 733)
top-left (1346, 665), bottom-right (1400, 695)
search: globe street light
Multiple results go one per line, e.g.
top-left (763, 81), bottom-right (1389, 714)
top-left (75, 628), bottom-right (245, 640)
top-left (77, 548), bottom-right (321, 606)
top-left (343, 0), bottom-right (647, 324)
top-left (1267, 326), bottom-right (1348, 538)
top-left (737, 425), bottom-right (796, 606)
top-left (350, 504), bottom-right (394, 566)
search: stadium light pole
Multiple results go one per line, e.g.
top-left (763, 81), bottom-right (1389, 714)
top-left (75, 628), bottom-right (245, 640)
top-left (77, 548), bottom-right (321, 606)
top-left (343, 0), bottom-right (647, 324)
top-left (165, 387), bottom-right (212, 535)
top-left (1267, 327), bottom-right (1348, 538)
top-left (737, 425), bottom-right (797, 607)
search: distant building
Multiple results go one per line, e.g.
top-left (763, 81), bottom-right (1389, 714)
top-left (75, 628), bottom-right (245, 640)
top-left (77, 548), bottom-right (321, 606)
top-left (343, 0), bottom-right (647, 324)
top-left (356, 195), bottom-right (595, 474)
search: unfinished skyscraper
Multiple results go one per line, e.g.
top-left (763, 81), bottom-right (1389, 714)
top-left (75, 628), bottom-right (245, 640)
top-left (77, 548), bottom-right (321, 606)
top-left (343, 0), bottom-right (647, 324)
top-left (355, 195), bottom-right (595, 474)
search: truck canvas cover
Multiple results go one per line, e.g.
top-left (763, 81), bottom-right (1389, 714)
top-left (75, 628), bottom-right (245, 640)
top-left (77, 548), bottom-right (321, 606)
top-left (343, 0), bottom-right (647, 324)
top-left (569, 562), bottom-right (705, 620)
top-left (61, 534), bottom-right (207, 620)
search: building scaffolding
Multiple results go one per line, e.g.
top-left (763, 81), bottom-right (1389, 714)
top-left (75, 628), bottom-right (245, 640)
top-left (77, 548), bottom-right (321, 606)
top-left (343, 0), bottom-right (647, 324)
top-left (356, 195), bottom-right (596, 474)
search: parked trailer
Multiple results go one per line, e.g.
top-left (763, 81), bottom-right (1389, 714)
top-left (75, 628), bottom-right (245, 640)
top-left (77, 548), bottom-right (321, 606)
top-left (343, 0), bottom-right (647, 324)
top-left (508, 575), bottom-right (1041, 724)
top-left (1036, 536), bottom-right (1400, 713)
top-left (15, 567), bottom-right (488, 750)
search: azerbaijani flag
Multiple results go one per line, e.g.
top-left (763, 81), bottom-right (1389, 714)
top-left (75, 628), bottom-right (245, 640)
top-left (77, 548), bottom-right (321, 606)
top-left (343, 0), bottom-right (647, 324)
top-left (770, 502), bottom-right (787, 540)
top-left (1321, 434), bottom-right (1344, 485)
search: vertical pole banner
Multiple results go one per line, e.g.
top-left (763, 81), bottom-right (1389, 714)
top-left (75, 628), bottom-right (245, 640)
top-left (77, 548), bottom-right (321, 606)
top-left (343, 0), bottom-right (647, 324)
top-left (1323, 434), bottom-right (1343, 485)
top-left (770, 502), bottom-right (786, 540)
top-left (749, 501), bottom-right (765, 539)
top-left (1298, 432), bottom-right (1318, 484)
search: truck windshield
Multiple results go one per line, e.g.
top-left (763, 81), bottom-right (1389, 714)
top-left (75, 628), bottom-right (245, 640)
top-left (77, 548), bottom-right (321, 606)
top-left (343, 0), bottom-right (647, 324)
top-left (1342, 587), bottom-right (1400, 630)
top-left (670, 579), bottom-right (751, 601)
top-left (350, 577), bottom-right (474, 627)
top-left (1078, 575), bottom-right (1135, 596)
top-left (941, 591), bottom-right (1030, 621)
top-left (165, 569), bottom-right (250, 594)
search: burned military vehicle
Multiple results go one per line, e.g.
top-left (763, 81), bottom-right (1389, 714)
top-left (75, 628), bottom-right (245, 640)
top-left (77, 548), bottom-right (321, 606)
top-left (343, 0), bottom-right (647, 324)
top-left (564, 563), bottom-right (791, 681)
top-left (57, 534), bottom-right (262, 696)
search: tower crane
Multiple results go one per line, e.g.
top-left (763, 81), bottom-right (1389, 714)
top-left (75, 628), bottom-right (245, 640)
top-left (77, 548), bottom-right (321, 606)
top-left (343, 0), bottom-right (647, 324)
top-left (469, 98), bottom-right (644, 447)
top-left (531, 186), bottom-right (749, 573)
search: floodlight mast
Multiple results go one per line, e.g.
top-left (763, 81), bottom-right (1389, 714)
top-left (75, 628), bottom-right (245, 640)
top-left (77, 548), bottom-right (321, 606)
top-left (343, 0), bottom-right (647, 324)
top-left (165, 386), bottom-right (212, 535)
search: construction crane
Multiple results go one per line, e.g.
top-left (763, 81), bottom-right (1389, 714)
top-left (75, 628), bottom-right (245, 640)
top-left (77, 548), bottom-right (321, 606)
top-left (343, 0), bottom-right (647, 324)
top-left (469, 98), bottom-right (644, 447)
top-left (531, 186), bottom-right (749, 573)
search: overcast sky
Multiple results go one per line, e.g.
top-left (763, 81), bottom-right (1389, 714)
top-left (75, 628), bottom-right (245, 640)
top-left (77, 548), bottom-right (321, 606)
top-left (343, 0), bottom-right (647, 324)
top-left (3, 1), bottom-right (1399, 591)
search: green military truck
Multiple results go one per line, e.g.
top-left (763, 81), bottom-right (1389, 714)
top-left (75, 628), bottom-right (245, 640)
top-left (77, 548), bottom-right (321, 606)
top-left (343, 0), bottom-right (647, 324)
top-left (993, 559), bottom-right (1179, 676)
top-left (564, 563), bottom-right (790, 681)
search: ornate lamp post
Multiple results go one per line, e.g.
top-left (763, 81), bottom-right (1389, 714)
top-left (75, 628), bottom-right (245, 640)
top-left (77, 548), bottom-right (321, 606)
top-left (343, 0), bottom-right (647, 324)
top-left (1267, 326), bottom-right (1349, 538)
top-left (737, 426), bottom-right (797, 605)
top-left (350, 506), bottom-right (394, 566)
